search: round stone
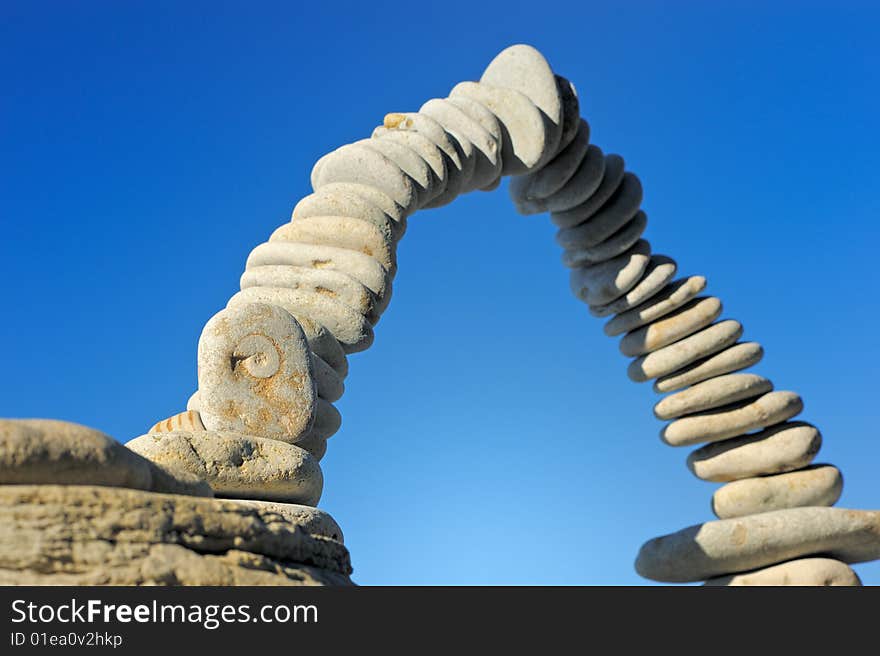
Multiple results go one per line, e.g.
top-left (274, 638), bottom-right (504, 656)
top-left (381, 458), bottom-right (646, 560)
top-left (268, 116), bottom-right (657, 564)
top-left (480, 45), bottom-right (562, 126)
top-left (383, 112), bottom-right (465, 208)
top-left (619, 296), bottom-right (722, 357)
top-left (687, 421), bottom-right (822, 482)
top-left (704, 558), bottom-right (861, 586)
top-left (307, 181), bottom-right (407, 225)
top-left (311, 398), bottom-right (342, 442)
top-left (360, 137), bottom-right (434, 209)
top-left (450, 81), bottom-right (548, 176)
top-left (312, 142), bottom-right (417, 215)
top-left (447, 95), bottom-right (504, 190)
top-left (229, 287), bottom-right (373, 354)
top-left (241, 265), bottom-right (382, 325)
top-left (480, 175), bottom-right (502, 192)
top-left (712, 464), bottom-right (843, 519)
top-left (555, 172), bottom-right (642, 249)
top-left (447, 94), bottom-right (504, 148)
top-left (510, 119), bottom-right (590, 206)
top-left (247, 239), bottom-right (390, 297)
top-left (589, 255), bottom-right (678, 317)
top-left (0, 419), bottom-right (148, 488)
top-left (479, 44), bottom-right (563, 168)
top-left (635, 506), bottom-right (880, 583)
top-left (569, 240), bottom-right (651, 306)
top-left (562, 210), bottom-right (648, 268)
top-left (373, 128), bottom-right (448, 205)
top-left (518, 144), bottom-right (605, 214)
top-left (0, 419), bottom-right (211, 497)
top-left (419, 98), bottom-right (497, 192)
top-left (628, 320), bottom-right (743, 383)
top-left (653, 373), bottom-right (773, 420)
top-left (550, 154), bottom-right (625, 230)
top-left (654, 341), bottom-right (764, 393)
top-left (311, 353), bottom-right (344, 403)
top-left (554, 75), bottom-right (580, 153)
top-left (604, 275), bottom-right (707, 337)
top-left (271, 215), bottom-right (396, 274)
top-left (418, 98), bottom-right (478, 194)
top-left (291, 314), bottom-right (349, 380)
top-left (372, 136), bottom-right (443, 206)
top-left (288, 398), bottom-right (340, 462)
top-left (293, 186), bottom-right (405, 243)
top-left (127, 431), bottom-right (323, 506)
top-left (660, 390), bottom-right (804, 447)
top-left (550, 154), bottom-right (626, 229)
top-left (293, 430), bottom-right (327, 462)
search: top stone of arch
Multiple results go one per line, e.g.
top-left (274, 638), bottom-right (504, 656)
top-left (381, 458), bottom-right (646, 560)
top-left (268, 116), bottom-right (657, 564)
top-left (478, 44), bottom-right (569, 174)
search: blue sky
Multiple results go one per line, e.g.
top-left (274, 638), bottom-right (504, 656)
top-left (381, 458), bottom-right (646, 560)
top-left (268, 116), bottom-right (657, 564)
top-left (2, 1), bottom-right (878, 585)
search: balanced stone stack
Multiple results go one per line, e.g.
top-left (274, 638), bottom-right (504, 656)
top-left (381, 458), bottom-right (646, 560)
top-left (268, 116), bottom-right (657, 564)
top-left (174, 42), bottom-right (578, 466)
top-left (2, 44), bottom-right (877, 585)
top-left (503, 47), bottom-right (880, 585)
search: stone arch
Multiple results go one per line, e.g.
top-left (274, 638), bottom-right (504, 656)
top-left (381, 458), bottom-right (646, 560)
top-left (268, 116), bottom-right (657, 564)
top-left (11, 44), bottom-right (870, 585)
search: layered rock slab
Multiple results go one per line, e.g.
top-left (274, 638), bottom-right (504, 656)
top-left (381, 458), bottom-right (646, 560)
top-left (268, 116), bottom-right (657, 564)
top-left (0, 485), bottom-right (352, 585)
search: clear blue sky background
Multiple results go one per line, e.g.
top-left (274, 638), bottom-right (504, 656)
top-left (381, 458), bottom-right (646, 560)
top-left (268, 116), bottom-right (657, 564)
top-left (2, 1), bottom-right (878, 585)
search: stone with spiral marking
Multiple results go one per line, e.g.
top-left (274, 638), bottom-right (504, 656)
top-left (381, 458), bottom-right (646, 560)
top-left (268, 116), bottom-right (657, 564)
top-left (197, 303), bottom-right (317, 441)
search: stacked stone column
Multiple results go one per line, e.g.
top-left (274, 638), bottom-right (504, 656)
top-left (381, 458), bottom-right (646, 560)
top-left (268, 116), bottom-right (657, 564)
top-left (506, 48), bottom-right (879, 585)
top-left (143, 47), bottom-right (575, 498)
top-left (139, 43), bottom-right (878, 585)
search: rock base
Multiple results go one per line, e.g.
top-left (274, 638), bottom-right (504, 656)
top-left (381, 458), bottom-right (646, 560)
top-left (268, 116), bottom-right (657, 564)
top-left (0, 485), bottom-right (352, 586)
